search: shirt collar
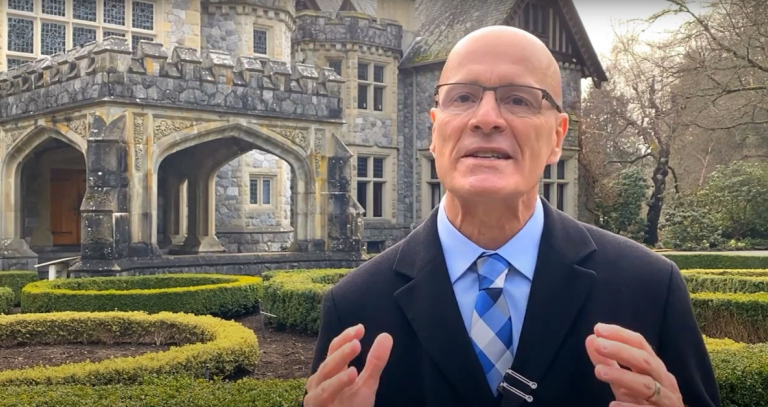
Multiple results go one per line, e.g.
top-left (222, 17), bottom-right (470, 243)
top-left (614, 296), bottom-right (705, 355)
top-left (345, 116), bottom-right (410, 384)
top-left (437, 196), bottom-right (544, 284)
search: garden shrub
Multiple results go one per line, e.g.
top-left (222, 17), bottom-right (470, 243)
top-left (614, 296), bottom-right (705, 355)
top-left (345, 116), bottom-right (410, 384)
top-left (260, 268), bottom-right (352, 334)
top-left (663, 253), bottom-right (768, 270)
top-left (0, 376), bottom-right (306, 407)
top-left (0, 271), bottom-right (38, 306)
top-left (0, 311), bottom-right (259, 385)
top-left (690, 292), bottom-right (768, 344)
top-left (705, 337), bottom-right (768, 407)
top-left (21, 274), bottom-right (261, 318)
top-left (682, 269), bottom-right (768, 293)
top-left (0, 287), bottom-right (13, 314)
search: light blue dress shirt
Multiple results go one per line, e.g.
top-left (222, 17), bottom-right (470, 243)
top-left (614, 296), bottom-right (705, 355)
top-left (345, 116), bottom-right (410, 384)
top-left (436, 196), bottom-right (544, 357)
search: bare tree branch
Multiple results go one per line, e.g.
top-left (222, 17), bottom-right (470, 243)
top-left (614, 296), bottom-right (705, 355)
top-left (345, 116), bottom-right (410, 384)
top-left (605, 152), bottom-right (654, 166)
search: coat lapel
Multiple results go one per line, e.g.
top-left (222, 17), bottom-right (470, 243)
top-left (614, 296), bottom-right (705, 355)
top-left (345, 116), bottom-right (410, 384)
top-left (501, 200), bottom-right (598, 407)
top-left (393, 208), bottom-right (498, 407)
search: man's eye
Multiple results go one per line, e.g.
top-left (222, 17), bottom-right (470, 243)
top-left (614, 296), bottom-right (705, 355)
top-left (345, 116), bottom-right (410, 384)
top-left (453, 94), bottom-right (476, 104)
top-left (504, 96), bottom-right (531, 106)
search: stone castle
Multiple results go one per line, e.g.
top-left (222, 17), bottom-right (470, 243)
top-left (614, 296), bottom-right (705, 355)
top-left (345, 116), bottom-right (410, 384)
top-left (0, 0), bottom-right (606, 275)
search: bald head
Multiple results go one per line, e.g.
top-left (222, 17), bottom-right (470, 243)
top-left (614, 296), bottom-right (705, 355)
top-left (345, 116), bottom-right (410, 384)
top-left (440, 25), bottom-right (563, 106)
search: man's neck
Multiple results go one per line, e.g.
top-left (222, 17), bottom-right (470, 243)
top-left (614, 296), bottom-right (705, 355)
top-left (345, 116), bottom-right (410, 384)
top-left (443, 191), bottom-right (538, 251)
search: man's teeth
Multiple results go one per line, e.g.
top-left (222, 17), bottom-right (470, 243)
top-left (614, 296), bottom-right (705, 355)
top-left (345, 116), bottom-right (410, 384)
top-left (470, 152), bottom-right (508, 159)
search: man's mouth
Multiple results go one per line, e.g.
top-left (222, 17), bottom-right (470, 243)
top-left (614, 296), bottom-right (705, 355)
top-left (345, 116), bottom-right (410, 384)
top-left (463, 151), bottom-right (513, 160)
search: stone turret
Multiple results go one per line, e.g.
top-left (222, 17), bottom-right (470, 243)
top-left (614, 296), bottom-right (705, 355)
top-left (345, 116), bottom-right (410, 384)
top-left (0, 37), bottom-right (345, 121)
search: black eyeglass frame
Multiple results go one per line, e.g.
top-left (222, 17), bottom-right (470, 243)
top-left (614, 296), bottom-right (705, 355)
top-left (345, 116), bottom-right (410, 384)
top-left (433, 82), bottom-right (564, 115)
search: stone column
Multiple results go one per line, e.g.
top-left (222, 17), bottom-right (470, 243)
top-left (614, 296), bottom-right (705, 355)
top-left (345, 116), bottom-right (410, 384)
top-left (171, 168), bottom-right (225, 254)
top-left (162, 171), bottom-right (186, 250)
top-left (323, 132), bottom-right (364, 255)
top-left (72, 115), bottom-right (132, 272)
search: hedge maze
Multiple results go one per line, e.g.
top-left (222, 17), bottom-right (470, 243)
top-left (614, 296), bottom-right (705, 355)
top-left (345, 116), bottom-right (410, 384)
top-left (0, 254), bottom-right (766, 406)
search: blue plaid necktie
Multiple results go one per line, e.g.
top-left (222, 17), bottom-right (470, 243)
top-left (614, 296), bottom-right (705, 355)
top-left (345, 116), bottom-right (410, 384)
top-left (470, 252), bottom-right (514, 395)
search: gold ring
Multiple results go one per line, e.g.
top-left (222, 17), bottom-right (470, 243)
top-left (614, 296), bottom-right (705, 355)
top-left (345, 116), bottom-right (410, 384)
top-left (645, 380), bottom-right (661, 401)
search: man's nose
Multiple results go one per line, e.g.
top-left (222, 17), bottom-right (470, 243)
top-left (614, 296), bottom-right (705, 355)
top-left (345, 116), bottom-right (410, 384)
top-left (469, 91), bottom-right (507, 133)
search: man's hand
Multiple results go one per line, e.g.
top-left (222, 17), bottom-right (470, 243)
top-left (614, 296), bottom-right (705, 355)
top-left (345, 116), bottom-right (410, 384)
top-left (304, 324), bottom-right (393, 407)
top-left (586, 323), bottom-right (684, 407)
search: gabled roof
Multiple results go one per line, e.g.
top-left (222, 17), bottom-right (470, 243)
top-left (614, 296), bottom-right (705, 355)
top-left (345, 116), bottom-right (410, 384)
top-left (314, 0), bottom-right (344, 12)
top-left (339, 0), bottom-right (377, 16)
top-left (401, 0), bottom-right (607, 86)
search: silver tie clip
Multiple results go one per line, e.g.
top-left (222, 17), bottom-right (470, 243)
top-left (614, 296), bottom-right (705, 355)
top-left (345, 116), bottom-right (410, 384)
top-left (497, 369), bottom-right (537, 403)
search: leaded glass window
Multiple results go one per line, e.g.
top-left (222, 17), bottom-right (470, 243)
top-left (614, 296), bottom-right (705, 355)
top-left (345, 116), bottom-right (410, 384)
top-left (6, 58), bottom-right (29, 69)
top-left (73, 26), bottom-right (97, 46)
top-left (9, 0), bottom-right (34, 12)
top-left (253, 29), bottom-right (267, 55)
top-left (42, 0), bottom-right (66, 16)
top-left (8, 18), bottom-right (34, 54)
top-left (104, 0), bottom-right (126, 26)
top-left (73, 0), bottom-right (98, 21)
top-left (132, 1), bottom-right (154, 30)
top-left (41, 22), bottom-right (66, 55)
top-left (132, 35), bottom-right (153, 49)
top-left (104, 30), bottom-right (126, 38)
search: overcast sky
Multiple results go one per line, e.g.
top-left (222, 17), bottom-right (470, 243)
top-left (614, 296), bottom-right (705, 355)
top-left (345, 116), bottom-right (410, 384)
top-left (572, 0), bottom-right (705, 61)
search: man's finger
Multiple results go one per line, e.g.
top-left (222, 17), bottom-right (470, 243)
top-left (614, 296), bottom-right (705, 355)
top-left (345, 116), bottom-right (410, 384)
top-left (596, 364), bottom-right (679, 406)
top-left (305, 366), bottom-right (359, 407)
top-left (595, 323), bottom-right (656, 355)
top-left (309, 339), bottom-right (362, 391)
top-left (357, 333), bottom-right (394, 388)
top-left (593, 337), bottom-right (668, 383)
top-left (585, 334), bottom-right (620, 368)
top-left (328, 324), bottom-right (365, 356)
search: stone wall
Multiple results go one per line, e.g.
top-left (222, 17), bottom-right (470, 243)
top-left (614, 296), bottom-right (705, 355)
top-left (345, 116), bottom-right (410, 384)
top-left (0, 38), bottom-right (345, 122)
top-left (63, 252), bottom-right (365, 278)
top-left (362, 223), bottom-right (411, 253)
top-left (164, 0), bottom-right (202, 50)
top-left (293, 12), bottom-right (403, 52)
top-left (201, 11), bottom-right (241, 54)
top-left (353, 114), bottom-right (393, 147)
top-left (409, 65), bottom-right (441, 222)
top-left (560, 63), bottom-right (582, 115)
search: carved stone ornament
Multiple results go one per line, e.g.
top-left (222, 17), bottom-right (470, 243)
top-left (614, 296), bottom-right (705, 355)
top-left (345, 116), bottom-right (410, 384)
top-left (66, 118), bottom-right (88, 138)
top-left (153, 118), bottom-right (196, 142)
top-left (314, 129), bottom-right (325, 174)
top-left (2, 127), bottom-right (30, 146)
top-left (133, 115), bottom-right (146, 172)
top-left (276, 128), bottom-right (310, 151)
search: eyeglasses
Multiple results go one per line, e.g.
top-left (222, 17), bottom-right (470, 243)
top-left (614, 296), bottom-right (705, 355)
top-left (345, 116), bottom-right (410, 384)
top-left (433, 83), bottom-right (563, 117)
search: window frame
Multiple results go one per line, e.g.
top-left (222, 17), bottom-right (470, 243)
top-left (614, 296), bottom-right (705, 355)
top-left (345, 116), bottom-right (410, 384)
top-left (248, 173), bottom-right (276, 208)
top-left (355, 154), bottom-right (388, 219)
top-left (356, 60), bottom-right (387, 112)
top-left (541, 157), bottom-right (571, 213)
top-left (4, 0), bottom-right (158, 69)
top-left (252, 25), bottom-right (269, 57)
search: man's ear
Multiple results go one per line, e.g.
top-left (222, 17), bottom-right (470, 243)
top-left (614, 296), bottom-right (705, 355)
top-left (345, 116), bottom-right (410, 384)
top-left (547, 113), bottom-right (569, 164)
top-left (429, 109), bottom-right (438, 155)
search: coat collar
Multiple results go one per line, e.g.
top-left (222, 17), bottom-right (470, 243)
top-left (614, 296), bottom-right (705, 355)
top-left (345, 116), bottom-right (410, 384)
top-left (393, 198), bottom-right (597, 407)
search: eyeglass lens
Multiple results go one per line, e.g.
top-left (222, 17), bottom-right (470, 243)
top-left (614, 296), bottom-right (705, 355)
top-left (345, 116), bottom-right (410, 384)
top-left (438, 84), bottom-right (545, 116)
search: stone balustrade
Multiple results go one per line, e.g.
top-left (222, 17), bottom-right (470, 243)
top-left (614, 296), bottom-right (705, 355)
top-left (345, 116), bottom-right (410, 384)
top-left (0, 37), bottom-right (345, 121)
top-left (293, 11), bottom-right (403, 52)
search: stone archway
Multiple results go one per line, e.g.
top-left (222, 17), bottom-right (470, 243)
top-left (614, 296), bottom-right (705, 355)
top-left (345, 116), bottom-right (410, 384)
top-left (151, 123), bottom-right (315, 253)
top-left (0, 125), bottom-right (88, 268)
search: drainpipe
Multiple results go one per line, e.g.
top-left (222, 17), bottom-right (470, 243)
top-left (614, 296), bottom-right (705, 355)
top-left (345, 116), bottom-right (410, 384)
top-left (410, 67), bottom-right (417, 230)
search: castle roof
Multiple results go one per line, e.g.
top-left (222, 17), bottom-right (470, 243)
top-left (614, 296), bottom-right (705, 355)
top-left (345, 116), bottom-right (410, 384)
top-left (401, 0), bottom-right (607, 86)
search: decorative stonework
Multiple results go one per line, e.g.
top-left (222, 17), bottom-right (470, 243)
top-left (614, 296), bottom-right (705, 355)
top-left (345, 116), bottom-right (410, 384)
top-left (314, 128), bottom-right (325, 174)
top-left (133, 115), bottom-right (146, 172)
top-left (273, 128), bottom-right (310, 151)
top-left (60, 118), bottom-right (89, 138)
top-left (153, 119), bottom-right (196, 142)
top-left (2, 127), bottom-right (29, 146)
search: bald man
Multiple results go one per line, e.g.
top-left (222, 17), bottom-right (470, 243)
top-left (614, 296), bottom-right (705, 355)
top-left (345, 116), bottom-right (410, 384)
top-left (303, 26), bottom-right (720, 407)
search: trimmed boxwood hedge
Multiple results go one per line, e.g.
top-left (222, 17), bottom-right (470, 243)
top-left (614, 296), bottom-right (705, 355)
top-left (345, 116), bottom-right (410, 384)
top-left (0, 376), bottom-right (305, 407)
top-left (0, 311), bottom-right (259, 386)
top-left (0, 287), bottom-right (13, 314)
top-left (664, 253), bottom-right (768, 270)
top-left (0, 270), bottom-right (38, 306)
top-left (21, 274), bottom-right (261, 318)
top-left (260, 268), bottom-right (351, 333)
top-left (682, 269), bottom-right (768, 294)
top-left (0, 339), bottom-right (762, 407)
